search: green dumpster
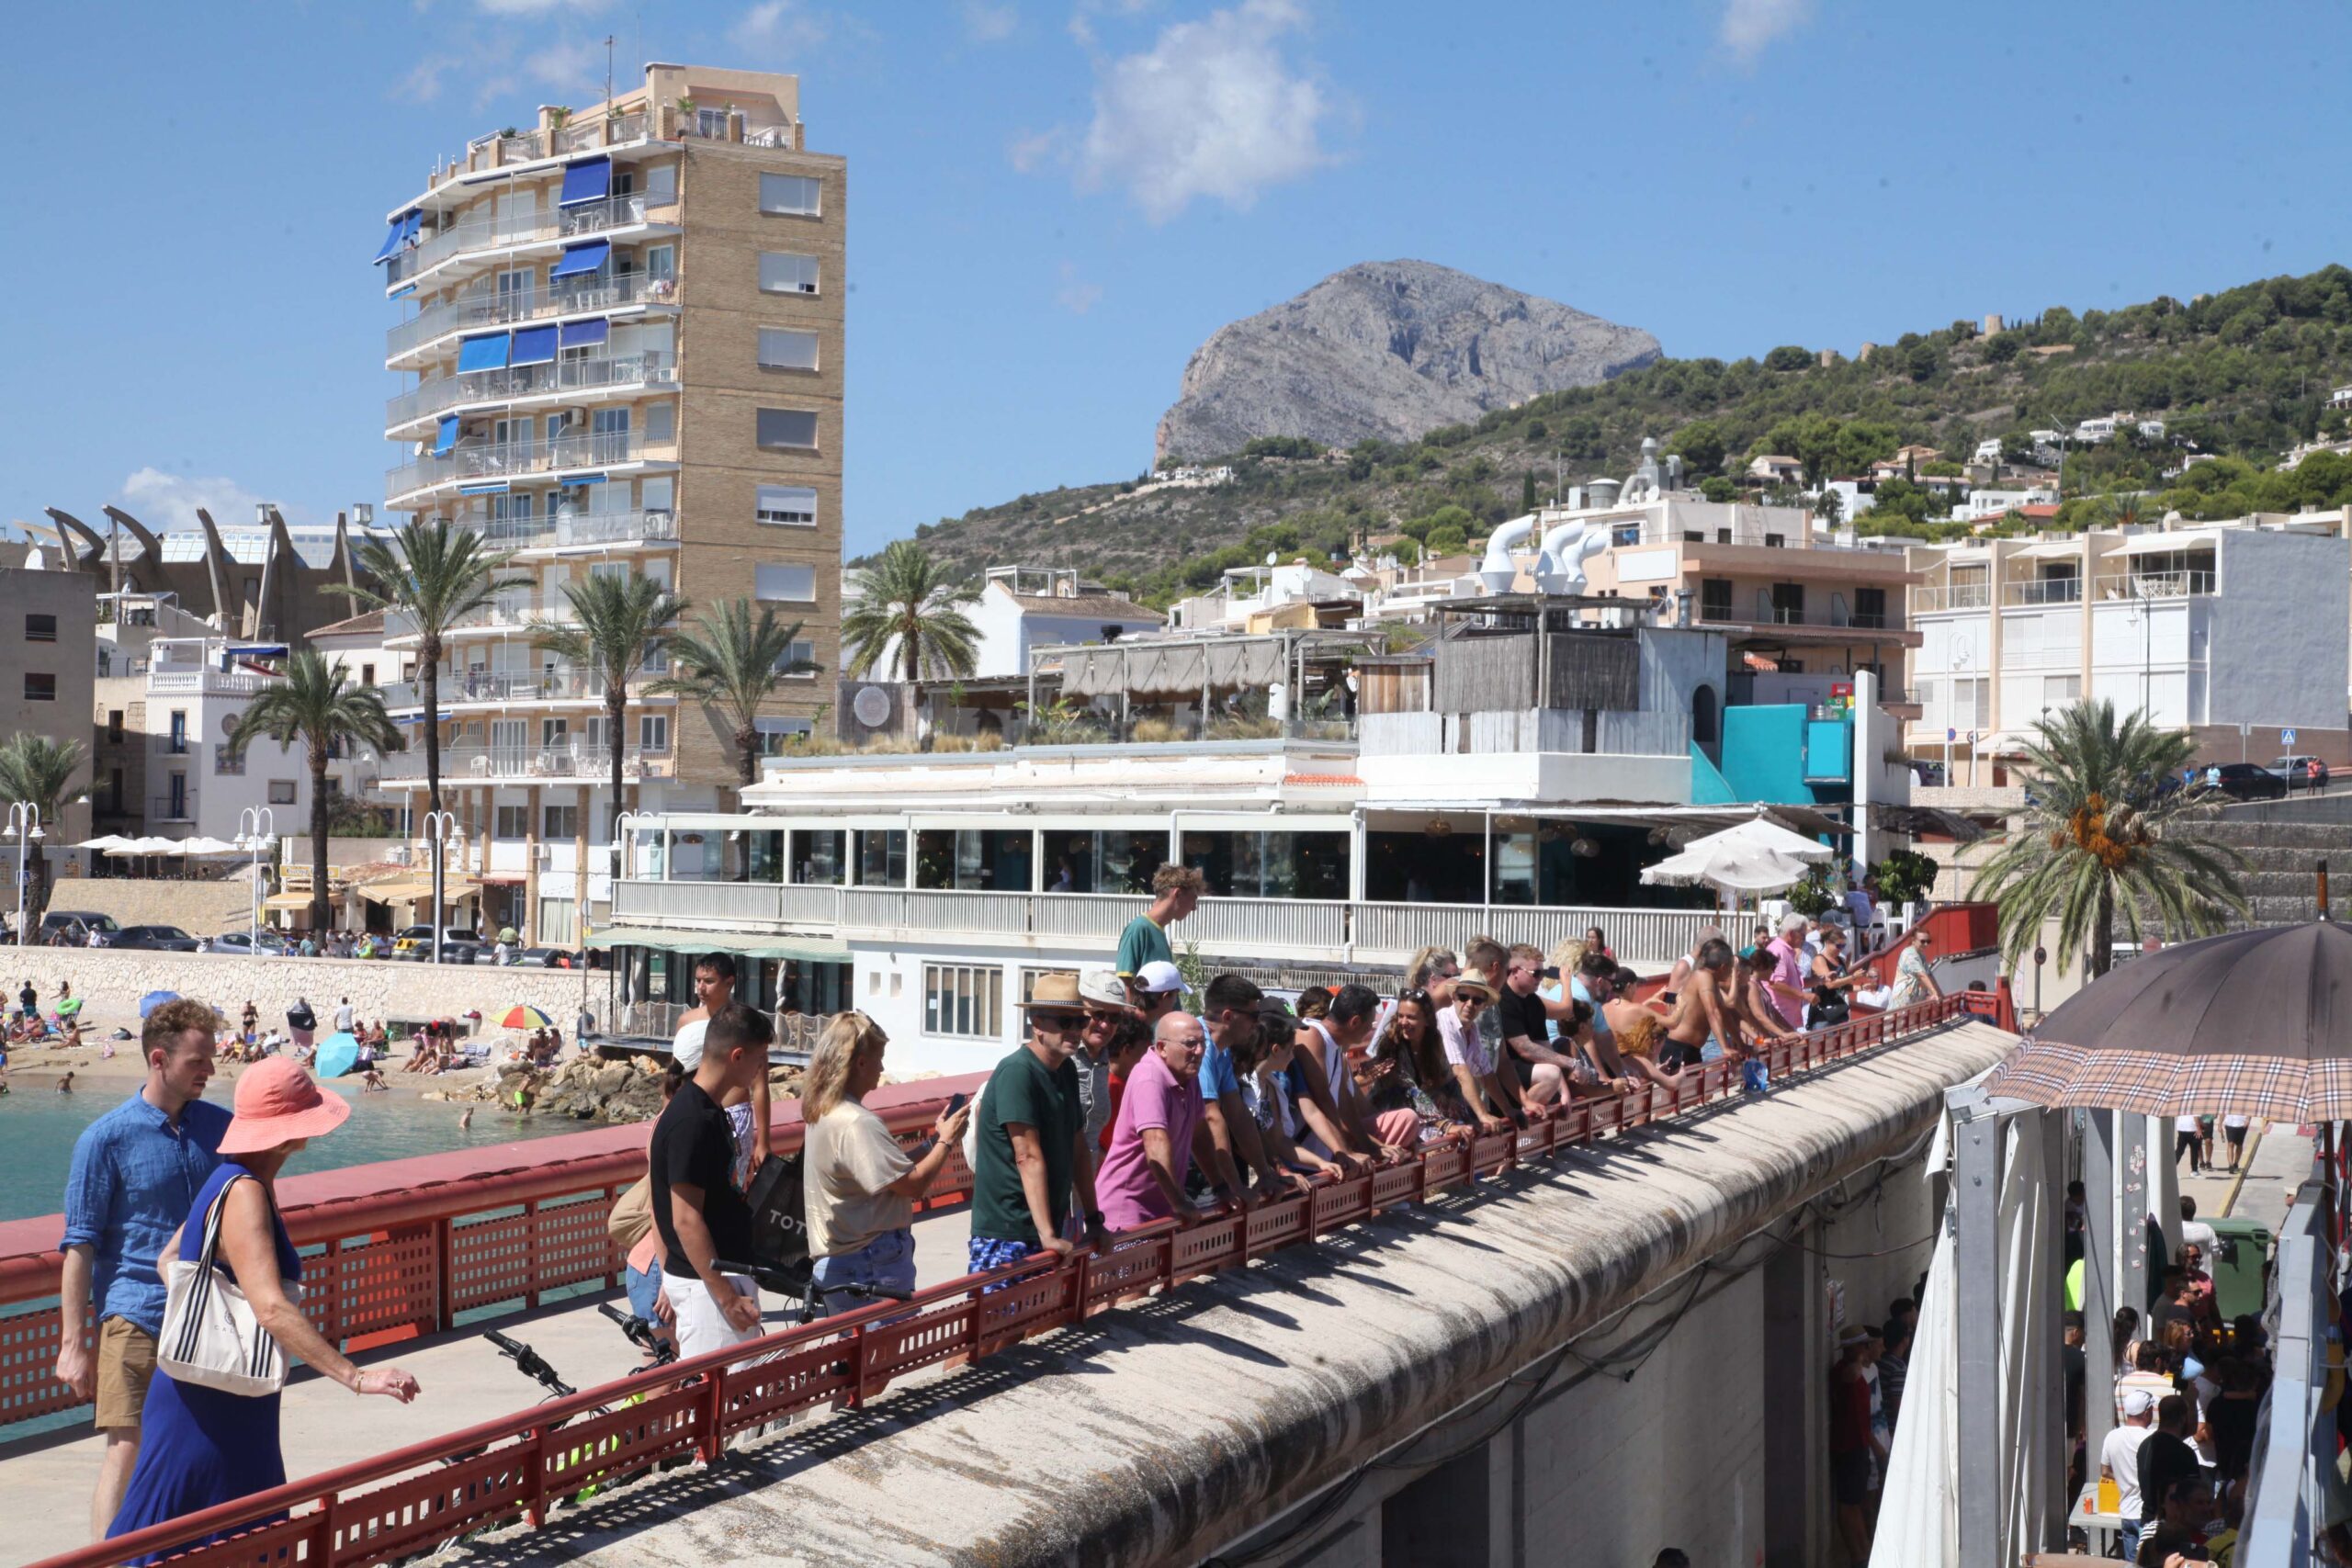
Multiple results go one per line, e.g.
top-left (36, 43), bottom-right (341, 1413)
top-left (2205, 1216), bottom-right (2272, 1324)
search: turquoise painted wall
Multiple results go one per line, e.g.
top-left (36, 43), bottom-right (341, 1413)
top-left (1716, 705), bottom-right (1849, 804)
top-left (1690, 742), bottom-right (1736, 804)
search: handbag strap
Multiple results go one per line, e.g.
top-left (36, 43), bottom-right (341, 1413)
top-left (192, 1174), bottom-right (254, 1276)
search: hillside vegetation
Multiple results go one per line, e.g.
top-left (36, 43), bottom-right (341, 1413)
top-left (882, 265), bottom-right (2352, 608)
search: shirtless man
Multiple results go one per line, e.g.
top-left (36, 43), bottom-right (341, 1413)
top-left (673, 953), bottom-right (769, 1187)
top-left (1658, 937), bottom-right (1741, 1072)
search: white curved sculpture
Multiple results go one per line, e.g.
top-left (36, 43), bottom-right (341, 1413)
top-left (1478, 513), bottom-right (1537, 592)
top-left (1618, 435), bottom-right (1664, 505)
top-left (1533, 521), bottom-right (1611, 594)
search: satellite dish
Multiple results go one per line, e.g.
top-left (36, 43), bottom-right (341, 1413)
top-left (852, 685), bottom-right (891, 728)
top-left (1265, 551), bottom-right (1277, 566)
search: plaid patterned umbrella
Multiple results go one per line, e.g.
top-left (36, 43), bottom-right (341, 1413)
top-left (1982, 920), bottom-right (2352, 1121)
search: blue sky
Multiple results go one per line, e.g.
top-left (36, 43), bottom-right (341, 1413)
top-left (5, 1), bottom-right (2346, 558)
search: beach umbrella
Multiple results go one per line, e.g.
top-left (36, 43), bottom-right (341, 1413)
top-left (177, 837), bottom-right (241, 856)
top-left (137, 990), bottom-right (181, 1019)
top-left (1982, 920), bottom-right (2352, 1121)
top-left (1639, 840), bottom-right (1813, 898)
top-left (313, 1032), bottom-right (361, 1079)
top-left (74, 834), bottom-right (130, 852)
top-left (498, 1004), bottom-right (555, 1030)
top-left (1671, 810), bottom-right (1838, 865)
top-left (109, 837), bottom-right (183, 856)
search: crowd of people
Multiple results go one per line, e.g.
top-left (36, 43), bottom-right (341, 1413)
top-left (1828, 1298), bottom-right (1920, 1562)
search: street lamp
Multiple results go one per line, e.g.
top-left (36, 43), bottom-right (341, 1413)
top-left (422, 809), bottom-right (464, 965)
top-left (236, 807), bottom-right (276, 951)
top-left (4, 804), bottom-right (42, 948)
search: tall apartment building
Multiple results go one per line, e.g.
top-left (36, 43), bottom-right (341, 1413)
top-left (372, 63), bottom-right (843, 943)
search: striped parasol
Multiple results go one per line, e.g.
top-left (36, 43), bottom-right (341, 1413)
top-left (1982, 919), bottom-right (2352, 1122)
top-left (498, 1005), bottom-right (556, 1030)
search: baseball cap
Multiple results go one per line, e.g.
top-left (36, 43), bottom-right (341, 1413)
top-left (1077, 966), bottom-right (1128, 1008)
top-left (1133, 960), bottom-right (1186, 996)
top-left (2121, 1389), bottom-right (2155, 1416)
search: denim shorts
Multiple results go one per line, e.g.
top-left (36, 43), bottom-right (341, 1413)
top-left (624, 1260), bottom-right (663, 1322)
top-left (811, 1226), bottom-right (918, 1318)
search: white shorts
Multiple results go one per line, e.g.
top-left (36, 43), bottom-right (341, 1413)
top-left (661, 1268), bottom-right (763, 1361)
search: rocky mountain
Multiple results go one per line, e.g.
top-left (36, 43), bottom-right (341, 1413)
top-left (1154, 259), bottom-right (1661, 460)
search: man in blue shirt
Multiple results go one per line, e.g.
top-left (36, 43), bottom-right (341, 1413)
top-left (57, 998), bottom-right (229, 1541)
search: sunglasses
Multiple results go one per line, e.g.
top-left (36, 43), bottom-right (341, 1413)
top-left (1032, 1010), bottom-right (1085, 1032)
top-left (1400, 988), bottom-right (1431, 1004)
top-left (1457, 994), bottom-right (1490, 1010)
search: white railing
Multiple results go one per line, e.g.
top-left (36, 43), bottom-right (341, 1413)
top-left (2011, 577), bottom-right (2081, 605)
top-left (387, 192), bottom-right (678, 288)
top-left (387, 353), bottom-right (675, 430)
top-left (375, 743), bottom-right (671, 783)
top-left (605, 883), bottom-right (1723, 967)
top-left (148, 669), bottom-right (267, 696)
top-left (551, 109), bottom-right (648, 156)
top-left (1912, 582), bottom-right (1991, 613)
top-left (380, 668), bottom-right (622, 709)
top-left (464, 509), bottom-right (676, 553)
top-left (389, 273), bottom-right (680, 362)
top-left (386, 429), bottom-right (668, 503)
top-left (2094, 570), bottom-right (2217, 601)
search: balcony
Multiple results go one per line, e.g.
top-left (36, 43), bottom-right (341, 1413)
top-left (387, 191), bottom-right (679, 290)
top-left (605, 879), bottom-right (1728, 968)
top-left (148, 668), bottom-right (269, 696)
top-left (2012, 577), bottom-right (2082, 606)
top-left (2094, 570), bottom-right (2216, 601)
top-left (387, 272), bottom-right (679, 364)
top-left (1693, 604), bottom-right (1907, 636)
top-left (1913, 582), bottom-right (1992, 614)
top-left (151, 794), bottom-right (196, 823)
top-left (465, 509), bottom-right (676, 555)
top-left (380, 666), bottom-right (662, 709)
top-left (383, 600), bottom-right (579, 644)
top-left (386, 352), bottom-right (676, 434)
top-left (376, 743), bottom-right (673, 784)
top-left (386, 429), bottom-right (673, 507)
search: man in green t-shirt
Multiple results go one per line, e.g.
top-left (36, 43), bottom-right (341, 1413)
top-left (968, 973), bottom-right (1109, 1273)
top-left (1116, 863), bottom-right (1204, 987)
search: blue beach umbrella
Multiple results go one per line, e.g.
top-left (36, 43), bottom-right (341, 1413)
top-left (137, 990), bottom-right (180, 1019)
top-left (313, 1032), bottom-right (361, 1079)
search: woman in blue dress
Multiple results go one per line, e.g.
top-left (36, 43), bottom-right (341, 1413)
top-left (108, 1058), bottom-right (422, 1560)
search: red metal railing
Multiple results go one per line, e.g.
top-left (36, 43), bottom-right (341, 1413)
top-left (1859, 899), bottom-right (2003, 987)
top-left (27, 987), bottom-right (2013, 1568)
top-left (0, 1081), bottom-right (980, 1432)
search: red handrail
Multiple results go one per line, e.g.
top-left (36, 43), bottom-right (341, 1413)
top-left (26, 990), bottom-right (2010, 1568)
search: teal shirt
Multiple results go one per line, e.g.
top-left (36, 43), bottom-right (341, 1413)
top-left (1115, 914), bottom-right (1174, 979)
top-left (970, 1045), bottom-right (1083, 1247)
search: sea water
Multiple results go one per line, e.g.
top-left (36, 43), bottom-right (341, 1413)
top-left (0, 1087), bottom-right (591, 1224)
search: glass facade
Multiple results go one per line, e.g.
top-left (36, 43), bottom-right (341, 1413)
top-left (916, 828), bottom-right (1033, 892)
top-left (1036, 829), bottom-right (1170, 894)
top-left (1182, 830), bottom-right (1347, 901)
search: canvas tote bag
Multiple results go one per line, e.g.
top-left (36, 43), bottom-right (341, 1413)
top-left (156, 1179), bottom-right (288, 1398)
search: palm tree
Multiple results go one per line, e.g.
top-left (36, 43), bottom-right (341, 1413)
top-left (2102, 493), bottom-right (2154, 530)
top-left (529, 573), bottom-right (687, 840)
top-left (840, 541), bottom-right (980, 735)
top-left (0, 734), bottom-right (85, 932)
top-left (230, 652), bottom-right (401, 933)
top-left (1968, 698), bottom-right (2246, 983)
top-left (334, 520), bottom-right (525, 818)
top-left (650, 599), bottom-right (820, 793)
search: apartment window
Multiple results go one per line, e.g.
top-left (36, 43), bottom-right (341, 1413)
top-left (268, 781), bottom-right (297, 805)
top-left (1699, 578), bottom-right (1733, 621)
top-left (639, 714), bottom-right (670, 752)
top-left (106, 710), bottom-right (123, 743)
top-left (644, 163), bottom-right (678, 207)
top-left (167, 710), bottom-right (187, 751)
top-left (757, 328), bottom-right (820, 371)
top-left (541, 717), bottom-right (570, 747)
top-left (537, 897), bottom-right (578, 947)
top-left (758, 252), bottom-right (820, 294)
top-left (759, 174), bottom-right (821, 216)
top-left (544, 804), bottom-right (579, 840)
top-left (495, 806), bottom-right (530, 839)
top-left (361, 663), bottom-right (376, 686)
top-left (2043, 675), bottom-right (2081, 707)
top-left (757, 716), bottom-right (814, 754)
top-left (1853, 587), bottom-right (1887, 628)
top-left (923, 964), bottom-right (1002, 1040)
top-left (755, 564), bottom-right (818, 603)
top-left (855, 829), bottom-right (907, 886)
top-left (108, 768), bottom-right (123, 813)
top-left (644, 243), bottom-right (676, 284)
top-left (643, 401), bottom-right (675, 443)
top-left (24, 614), bottom-right (54, 643)
top-left (757, 485), bottom-right (819, 526)
top-left (775, 639), bottom-right (817, 676)
top-left (1770, 582), bottom-right (1806, 624)
top-left (756, 408), bottom-right (820, 450)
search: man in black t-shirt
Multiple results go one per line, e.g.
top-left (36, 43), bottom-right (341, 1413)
top-left (1498, 943), bottom-right (1590, 1111)
top-left (2134, 1394), bottom-right (2200, 1540)
top-left (650, 1001), bottom-right (774, 1359)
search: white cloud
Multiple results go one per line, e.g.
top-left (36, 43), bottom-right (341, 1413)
top-left (115, 469), bottom-right (299, 533)
top-left (523, 37), bottom-right (607, 94)
top-left (1719, 0), bottom-right (1812, 64)
top-left (1069, 0), bottom-right (1333, 222)
top-left (961, 1), bottom-right (1018, 40)
top-left (732, 0), bottom-right (829, 52)
top-left (394, 53), bottom-right (467, 103)
top-left (475, 0), bottom-right (605, 14)
top-left (1008, 127), bottom-right (1062, 172)
top-left (1055, 262), bottom-right (1103, 314)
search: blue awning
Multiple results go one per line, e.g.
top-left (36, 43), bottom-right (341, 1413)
top-left (456, 333), bottom-right (510, 372)
top-left (371, 218), bottom-right (406, 264)
top-left (228, 645), bottom-right (289, 659)
top-left (559, 318), bottom-right (608, 349)
top-left (558, 158), bottom-right (610, 208)
top-left (394, 711), bottom-right (456, 725)
top-left (563, 473), bottom-right (608, 485)
top-left (548, 240), bottom-right (609, 279)
top-left (434, 415), bottom-right (459, 455)
top-left (508, 324), bottom-right (558, 366)
top-left (458, 481), bottom-right (510, 496)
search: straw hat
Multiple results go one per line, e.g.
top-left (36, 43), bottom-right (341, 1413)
top-left (1453, 967), bottom-right (1498, 1000)
top-left (1018, 973), bottom-right (1085, 1011)
top-left (218, 1057), bottom-right (351, 1156)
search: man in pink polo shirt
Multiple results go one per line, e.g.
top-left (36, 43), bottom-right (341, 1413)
top-left (1762, 912), bottom-right (1811, 1032)
top-left (1095, 1011), bottom-right (1217, 1232)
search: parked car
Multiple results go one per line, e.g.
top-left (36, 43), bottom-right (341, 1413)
top-left (391, 925), bottom-right (485, 960)
top-left (2210, 762), bottom-right (2288, 802)
top-left (111, 924), bottom-right (203, 953)
top-left (40, 911), bottom-right (121, 947)
top-left (209, 930), bottom-right (289, 956)
top-left (2269, 754), bottom-right (2330, 789)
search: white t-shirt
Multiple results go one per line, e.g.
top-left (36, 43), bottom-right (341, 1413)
top-left (2181, 1218), bottom-right (2217, 1252)
top-left (2223, 1114), bottom-right (2250, 1130)
top-left (334, 1003), bottom-right (354, 1032)
top-left (804, 1100), bottom-right (914, 1257)
top-left (673, 1018), bottom-right (708, 1069)
top-left (2176, 1114), bottom-right (2202, 1133)
top-left (2099, 1423), bottom-right (2153, 1518)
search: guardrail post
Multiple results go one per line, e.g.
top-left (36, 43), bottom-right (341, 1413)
top-left (697, 1368), bottom-right (728, 1463)
top-left (435, 1216), bottom-right (457, 1334)
top-left (523, 1201), bottom-right (542, 1309)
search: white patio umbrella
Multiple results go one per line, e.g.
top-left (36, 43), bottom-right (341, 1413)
top-left (1639, 840), bottom-right (1815, 898)
top-left (74, 834), bottom-right (131, 851)
top-left (1674, 808), bottom-right (1838, 865)
top-left (177, 837), bottom-right (241, 855)
top-left (107, 836), bottom-right (183, 855)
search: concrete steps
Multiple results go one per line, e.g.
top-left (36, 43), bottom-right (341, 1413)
top-left (2177, 811), bottom-right (2352, 927)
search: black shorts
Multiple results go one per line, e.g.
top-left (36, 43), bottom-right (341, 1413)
top-left (1832, 1448), bottom-right (1872, 1506)
top-left (1660, 1040), bottom-right (1707, 1072)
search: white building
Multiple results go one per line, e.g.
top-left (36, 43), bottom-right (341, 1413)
top-left (141, 637), bottom-right (359, 845)
top-left (1170, 561), bottom-right (1362, 633)
top-left (1955, 485), bottom-right (2059, 523)
top-left (1905, 520), bottom-right (2352, 767)
top-left (970, 567), bottom-right (1162, 679)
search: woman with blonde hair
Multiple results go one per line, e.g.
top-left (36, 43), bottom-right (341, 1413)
top-left (802, 1012), bottom-right (969, 1318)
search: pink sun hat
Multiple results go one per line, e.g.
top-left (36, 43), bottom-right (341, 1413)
top-left (217, 1056), bottom-right (352, 1156)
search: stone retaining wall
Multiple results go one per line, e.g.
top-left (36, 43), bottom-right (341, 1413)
top-left (6, 947), bottom-right (600, 1032)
